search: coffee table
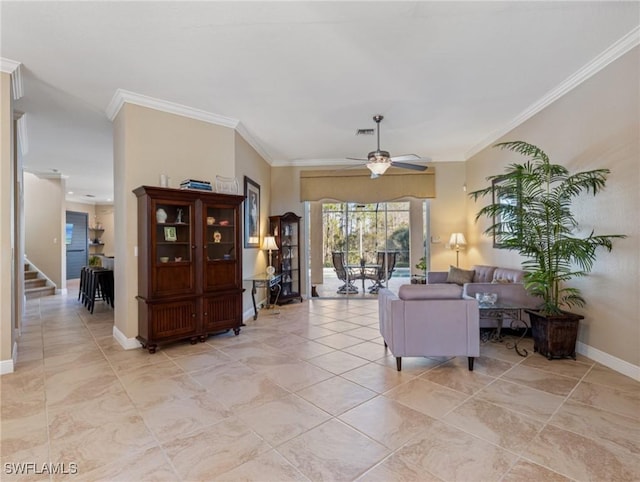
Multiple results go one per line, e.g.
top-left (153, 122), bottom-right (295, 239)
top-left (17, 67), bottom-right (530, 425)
top-left (478, 303), bottom-right (529, 356)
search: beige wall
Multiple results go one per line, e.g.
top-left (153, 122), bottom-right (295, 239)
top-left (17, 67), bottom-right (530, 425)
top-left (0, 71), bottom-right (14, 364)
top-left (427, 162), bottom-right (468, 271)
top-left (465, 47), bottom-right (639, 367)
top-left (95, 204), bottom-right (115, 256)
top-left (24, 172), bottom-right (65, 288)
top-left (113, 103), bottom-right (236, 340)
top-left (64, 201), bottom-right (115, 260)
top-left (269, 163), bottom-right (468, 291)
top-left (271, 166), bottom-right (308, 296)
top-left (66, 201), bottom-right (95, 221)
top-left (234, 132), bottom-right (273, 310)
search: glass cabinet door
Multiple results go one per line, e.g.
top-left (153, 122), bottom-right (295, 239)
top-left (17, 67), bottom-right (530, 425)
top-left (204, 205), bottom-right (236, 261)
top-left (270, 212), bottom-right (302, 304)
top-left (152, 200), bottom-right (195, 295)
top-left (203, 203), bottom-right (238, 291)
top-left (280, 220), bottom-right (299, 297)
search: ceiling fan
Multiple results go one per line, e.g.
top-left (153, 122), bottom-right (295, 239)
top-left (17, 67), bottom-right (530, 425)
top-left (348, 115), bottom-right (430, 178)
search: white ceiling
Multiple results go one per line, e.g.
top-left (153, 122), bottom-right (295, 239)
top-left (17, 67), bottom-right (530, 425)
top-left (1, 1), bottom-right (638, 204)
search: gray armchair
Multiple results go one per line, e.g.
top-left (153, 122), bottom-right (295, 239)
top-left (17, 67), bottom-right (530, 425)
top-left (378, 284), bottom-right (480, 371)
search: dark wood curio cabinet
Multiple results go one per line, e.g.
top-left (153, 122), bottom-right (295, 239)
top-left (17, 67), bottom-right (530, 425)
top-left (133, 186), bottom-right (244, 353)
top-left (269, 212), bottom-right (303, 305)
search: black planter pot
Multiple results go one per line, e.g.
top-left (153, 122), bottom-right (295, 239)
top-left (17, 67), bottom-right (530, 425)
top-left (525, 310), bottom-right (584, 360)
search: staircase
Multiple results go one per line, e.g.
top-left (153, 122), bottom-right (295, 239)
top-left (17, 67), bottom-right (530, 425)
top-left (24, 263), bottom-right (55, 300)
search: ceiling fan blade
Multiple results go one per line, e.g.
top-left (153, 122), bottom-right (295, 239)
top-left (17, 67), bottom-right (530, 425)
top-left (389, 154), bottom-right (421, 162)
top-left (346, 157), bottom-right (368, 161)
top-left (390, 161), bottom-right (428, 171)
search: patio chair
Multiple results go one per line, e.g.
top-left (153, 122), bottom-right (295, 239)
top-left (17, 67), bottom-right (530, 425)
top-left (366, 251), bottom-right (397, 294)
top-left (332, 252), bottom-right (359, 294)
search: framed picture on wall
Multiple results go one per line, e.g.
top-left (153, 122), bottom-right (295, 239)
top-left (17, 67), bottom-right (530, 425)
top-left (244, 176), bottom-right (260, 248)
top-left (492, 176), bottom-right (520, 248)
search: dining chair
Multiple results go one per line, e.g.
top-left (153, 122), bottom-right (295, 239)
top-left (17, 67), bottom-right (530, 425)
top-left (367, 251), bottom-right (397, 293)
top-left (332, 252), bottom-right (359, 294)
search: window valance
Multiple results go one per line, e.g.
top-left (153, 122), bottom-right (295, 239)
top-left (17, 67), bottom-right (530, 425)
top-left (300, 168), bottom-right (436, 203)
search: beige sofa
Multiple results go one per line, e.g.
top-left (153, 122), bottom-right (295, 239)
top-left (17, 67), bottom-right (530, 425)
top-left (427, 265), bottom-right (541, 328)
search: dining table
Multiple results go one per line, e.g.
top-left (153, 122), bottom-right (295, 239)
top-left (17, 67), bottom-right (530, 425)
top-left (347, 263), bottom-right (381, 292)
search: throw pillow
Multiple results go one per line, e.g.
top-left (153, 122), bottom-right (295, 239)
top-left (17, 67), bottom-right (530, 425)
top-left (446, 266), bottom-right (475, 285)
top-left (492, 278), bottom-right (513, 284)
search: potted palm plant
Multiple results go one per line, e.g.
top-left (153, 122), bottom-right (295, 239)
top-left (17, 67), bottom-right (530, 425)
top-left (469, 141), bottom-right (625, 359)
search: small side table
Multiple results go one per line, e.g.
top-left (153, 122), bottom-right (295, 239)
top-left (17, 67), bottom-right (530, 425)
top-left (246, 273), bottom-right (282, 320)
top-left (479, 303), bottom-right (529, 356)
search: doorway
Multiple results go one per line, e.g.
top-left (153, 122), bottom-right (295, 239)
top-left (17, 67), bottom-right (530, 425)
top-left (312, 201), bottom-right (422, 298)
top-left (65, 211), bottom-right (88, 280)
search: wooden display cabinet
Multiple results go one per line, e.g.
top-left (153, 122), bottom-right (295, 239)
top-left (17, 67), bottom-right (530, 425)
top-left (269, 212), bottom-right (303, 305)
top-left (134, 186), bottom-right (244, 353)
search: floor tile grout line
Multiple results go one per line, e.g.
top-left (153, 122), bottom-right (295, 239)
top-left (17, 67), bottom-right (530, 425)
top-left (14, 294), bottom-right (639, 482)
top-left (493, 360), bottom-right (606, 481)
top-left (526, 360), bottom-right (639, 455)
top-left (72, 302), bottom-right (186, 481)
top-left (37, 298), bottom-right (54, 482)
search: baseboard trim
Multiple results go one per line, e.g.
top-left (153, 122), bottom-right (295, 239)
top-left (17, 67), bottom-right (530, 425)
top-left (0, 342), bottom-right (18, 375)
top-left (577, 341), bottom-right (640, 381)
top-left (113, 326), bottom-right (142, 350)
top-left (243, 308), bottom-right (256, 323)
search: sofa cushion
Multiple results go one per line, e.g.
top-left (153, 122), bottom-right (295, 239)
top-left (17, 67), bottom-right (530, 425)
top-left (470, 265), bottom-right (496, 283)
top-left (493, 268), bottom-right (525, 283)
top-left (446, 266), bottom-right (475, 285)
top-left (399, 284), bottom-right (463, 300)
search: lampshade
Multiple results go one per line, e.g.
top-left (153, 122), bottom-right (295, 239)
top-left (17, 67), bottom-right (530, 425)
top-left (366, 162), bottom-right (390, 176)
top-left (261, 236), bottom-right (279, 251)
top-left (448, 233), bottom-right (467, 249)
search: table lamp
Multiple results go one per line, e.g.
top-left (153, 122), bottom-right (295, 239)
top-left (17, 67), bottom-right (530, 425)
top-left (448, 232), bottom-right (467, 267)
top-left (262, 236), bottom-right (279, 276)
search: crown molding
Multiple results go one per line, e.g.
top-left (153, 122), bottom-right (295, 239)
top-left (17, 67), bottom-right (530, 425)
top-left (106, 88), bottom-right (272, 164)
top-left (16, 114), bottom-right (28, 155)
top-left (0, 57), bottom-right (24, 100)
top-left (23, 168), bottom-right (67, 180)
top-left (465, 26), bottom-right (640, 160)
top-left (105, 89), bottom-right (238, 127)
top-left (235, 122), bottom-right (273, 164)
top-left (271, 158), bottom-right (356, 168)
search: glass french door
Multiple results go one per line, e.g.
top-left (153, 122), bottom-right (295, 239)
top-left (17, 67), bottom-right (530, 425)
top-left (318, 202), bottom-right (413, 297)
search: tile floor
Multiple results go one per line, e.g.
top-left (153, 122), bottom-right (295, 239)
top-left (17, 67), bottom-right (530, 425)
top-left (311, 268), bottom-right (409, 299)
top-left (1, 289), bottom-right (639, 481)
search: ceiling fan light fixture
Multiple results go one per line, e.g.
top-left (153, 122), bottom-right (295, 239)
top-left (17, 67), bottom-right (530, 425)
top-left (366, 161), bottom-right (390, 176)
top-left (368, 150), bottom-right (390, 163)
